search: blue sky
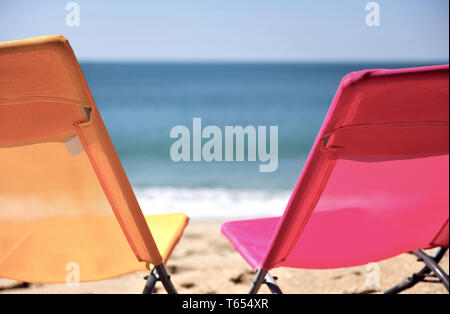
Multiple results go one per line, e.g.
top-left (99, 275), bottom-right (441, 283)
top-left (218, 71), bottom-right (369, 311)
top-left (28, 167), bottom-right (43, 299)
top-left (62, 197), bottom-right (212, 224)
top-left (0, 0), bottom-right (448, 62)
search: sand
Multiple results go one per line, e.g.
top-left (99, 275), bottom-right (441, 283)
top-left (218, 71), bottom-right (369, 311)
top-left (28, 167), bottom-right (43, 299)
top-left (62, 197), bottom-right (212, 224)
top-left (0, 221), bottom-right (448, 294)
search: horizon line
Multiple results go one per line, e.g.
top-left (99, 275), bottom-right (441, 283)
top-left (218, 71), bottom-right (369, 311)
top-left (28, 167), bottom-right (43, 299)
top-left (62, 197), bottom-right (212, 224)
top-left (78, 58), bottom-right (449, 64)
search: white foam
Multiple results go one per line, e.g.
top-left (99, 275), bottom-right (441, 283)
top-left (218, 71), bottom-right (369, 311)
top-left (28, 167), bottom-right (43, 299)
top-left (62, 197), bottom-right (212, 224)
top-left (135, 187), bottom-right (291, 220)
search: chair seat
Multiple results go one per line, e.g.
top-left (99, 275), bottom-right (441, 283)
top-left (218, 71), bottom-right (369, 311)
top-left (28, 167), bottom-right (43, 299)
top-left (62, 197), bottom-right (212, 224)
top-left (144, 213), bottom-right (189, 264)
top-left (0, 213), bottom-right (188, 283)
top-left (222, 206), bottom-right (447, 270)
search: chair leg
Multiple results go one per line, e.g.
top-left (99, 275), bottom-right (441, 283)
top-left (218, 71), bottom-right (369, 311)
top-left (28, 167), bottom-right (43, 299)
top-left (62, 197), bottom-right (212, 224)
top-left (142, 269), bottom-right (158, 294)
top-left (248, 269), bottom-right (266, 294)
top-left (384, 247), bottom-right (448, 294)
top-left (264, 272), bottom-right (283, 294)
top-left (248, 269), bottom-right (283, 294)
top-left (142, 263), bottom-right (178, 294)
top-left (384, 275), bottom-right (420, 294)
top-left (411, 249), bottom-right (449, 291)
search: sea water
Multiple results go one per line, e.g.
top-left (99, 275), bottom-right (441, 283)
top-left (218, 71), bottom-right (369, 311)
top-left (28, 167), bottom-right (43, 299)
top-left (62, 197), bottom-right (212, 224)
top-left (81, 62), bottom-right (440, 219)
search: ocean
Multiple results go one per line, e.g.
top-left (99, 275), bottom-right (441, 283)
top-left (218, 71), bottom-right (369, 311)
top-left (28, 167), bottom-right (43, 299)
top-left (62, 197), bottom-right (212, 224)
top-left (80, 62), bottom-right (441, 220)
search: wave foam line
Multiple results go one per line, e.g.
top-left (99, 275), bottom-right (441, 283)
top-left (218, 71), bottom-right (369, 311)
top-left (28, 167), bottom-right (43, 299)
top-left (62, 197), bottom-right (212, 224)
top-left (135, 187), bottom-right (291, 220)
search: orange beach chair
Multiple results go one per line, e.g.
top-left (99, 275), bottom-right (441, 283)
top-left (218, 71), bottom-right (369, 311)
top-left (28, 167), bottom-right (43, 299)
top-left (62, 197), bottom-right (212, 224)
top-left (0, 36), bottom-right (188, 293)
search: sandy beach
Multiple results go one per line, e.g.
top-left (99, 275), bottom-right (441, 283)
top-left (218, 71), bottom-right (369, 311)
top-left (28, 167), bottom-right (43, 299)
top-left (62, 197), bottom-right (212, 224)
top-left (0, 221), bottom-right (448, 294)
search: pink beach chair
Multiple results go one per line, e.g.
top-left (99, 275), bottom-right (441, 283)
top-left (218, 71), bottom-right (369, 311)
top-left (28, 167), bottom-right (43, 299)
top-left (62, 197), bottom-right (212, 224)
top-left (222, 65), bottom-right (449, 294)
